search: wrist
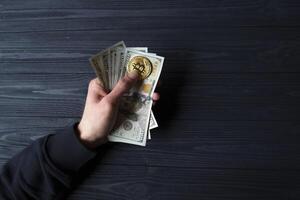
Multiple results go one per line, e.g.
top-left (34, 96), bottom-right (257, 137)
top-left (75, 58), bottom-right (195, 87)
top-left (77, 122), bottom-right (107, 150)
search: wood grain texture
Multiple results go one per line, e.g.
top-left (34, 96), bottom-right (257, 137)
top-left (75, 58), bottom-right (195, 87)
top-left (66, 164), bottom-right (300, 200)
top-left (0, 0), bottom-right (300, 199)
top-left (0, 73), bottom-right (300, 121)
top-left (0, 117), bottom-right (299, 171)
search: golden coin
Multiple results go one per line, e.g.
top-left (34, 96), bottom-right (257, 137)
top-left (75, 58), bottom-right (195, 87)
top-left (128, 56), bottom-right (152, 80)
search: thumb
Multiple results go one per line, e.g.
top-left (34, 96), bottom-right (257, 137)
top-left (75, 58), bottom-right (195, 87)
top-left (106, 71), bottom-right (139, 103)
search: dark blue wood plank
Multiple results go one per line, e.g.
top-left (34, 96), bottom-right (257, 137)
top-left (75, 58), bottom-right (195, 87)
top-left (0, 0), bottom-right (299, 26)
top-left (0, 27), bottom-right (299, 73)
top-left (67, 164), bottom-right (300, 200)
top-left (0, 73), bottom-right (300, 121)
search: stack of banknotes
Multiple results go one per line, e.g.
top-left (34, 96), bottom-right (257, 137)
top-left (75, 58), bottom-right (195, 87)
top-left (89, 41), bottom-right (164, 146)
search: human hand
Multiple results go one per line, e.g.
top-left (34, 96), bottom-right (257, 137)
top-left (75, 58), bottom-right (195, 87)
top-left (77, 72), bottom-right (160, 149)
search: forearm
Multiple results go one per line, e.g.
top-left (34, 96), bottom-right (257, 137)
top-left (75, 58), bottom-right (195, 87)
top-left (0, 124), bottom-right (96, 199)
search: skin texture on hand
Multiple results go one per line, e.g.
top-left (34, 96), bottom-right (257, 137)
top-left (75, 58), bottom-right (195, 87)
top-left (77, 72), bottom-right (139, 149)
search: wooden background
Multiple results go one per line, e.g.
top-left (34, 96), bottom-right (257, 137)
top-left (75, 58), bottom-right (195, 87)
top-left (0, 0), bottom-right (300, 199)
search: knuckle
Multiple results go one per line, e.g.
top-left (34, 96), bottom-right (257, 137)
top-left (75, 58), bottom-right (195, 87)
top-left (88, 79), bottom-right (102, 93)
top-left (88, 79), bottom-right (96, 89)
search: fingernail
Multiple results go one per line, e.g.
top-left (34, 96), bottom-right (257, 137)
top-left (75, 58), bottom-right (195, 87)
top-left (128, 71), bottom-right (139, 80)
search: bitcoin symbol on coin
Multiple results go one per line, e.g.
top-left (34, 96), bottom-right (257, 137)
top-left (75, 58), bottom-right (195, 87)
top-left (128, 56), bottom-right (152, 80)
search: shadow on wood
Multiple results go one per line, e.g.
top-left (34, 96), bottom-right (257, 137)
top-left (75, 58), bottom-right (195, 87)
top-left (153, 49), bottom-right (192, 130)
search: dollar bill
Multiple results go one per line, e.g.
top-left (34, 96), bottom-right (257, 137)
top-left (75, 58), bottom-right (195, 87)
top-left (111, 49), bottom-right (115, 86)
top-left (127, 47), bottom-right (148, 52)
top-left (109, 41), bottom-right (126, 89)
top-left (108, 96), bottom-right (153, 146)
top-left (147, 111), bottom-right (158, 140)
top-left (101, 51), bottom-right (110, 89)
top-left (148, 129), bottom-right (151, 140)
top-left (89, 55), bottom-right (104, 86)
top-left (115, 46), bottom-right (124, 83)
top-left (89, 50), bottom-right (109, 89)
top-left (149, 111), bottom-right (158, 130)
top-left (124, 49), bottom-right (164, 98)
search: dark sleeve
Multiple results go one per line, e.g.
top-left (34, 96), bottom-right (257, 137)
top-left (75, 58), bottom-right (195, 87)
top-left (0, 124), bottom-right (97, 200)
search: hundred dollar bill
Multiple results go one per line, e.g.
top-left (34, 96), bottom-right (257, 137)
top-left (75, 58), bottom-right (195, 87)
top-left (147, 111), bottom-right (158, 140)
top-left (124, 49), bottom-right (164, 98)
top-left (89, 55), bottom-right (105, 87)
top-left (149, 111), bottom-right (158, 130)
top-left (127, 47), bottom-right (148, 52)
top-left (89, 51), bottom-right (109, 89)
top-left (101, 51), bottom-right (110, 90)
top-left (116, 49), bottom-right (124, 82)
top-left (115, 46), bottom-right (125, 83)
top-left (148, 130), bottom-right (151, 140)
top-left (109, 41), bottom-right (126, 89)
top-left (108, 95), bottom-right (153, 146)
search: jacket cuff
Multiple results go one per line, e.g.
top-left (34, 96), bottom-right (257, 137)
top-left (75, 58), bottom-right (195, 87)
top-left (46, 123), bottom-right (97, 172)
